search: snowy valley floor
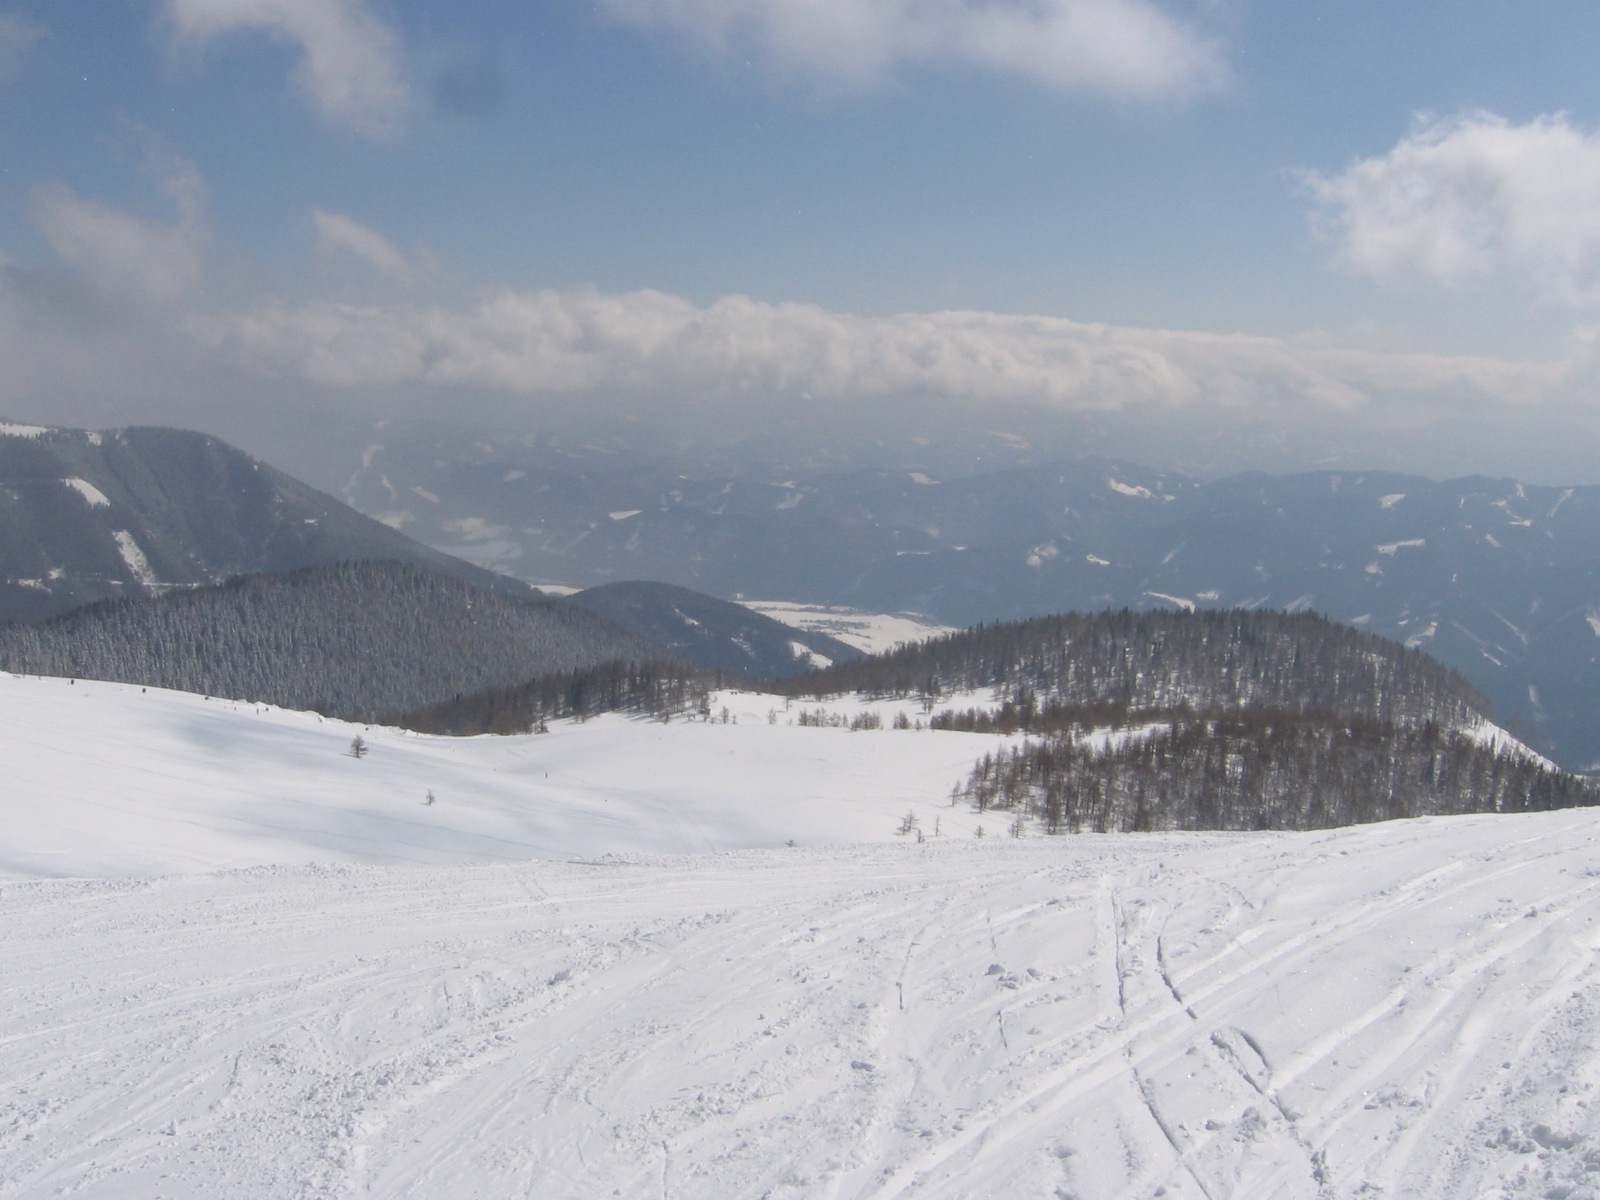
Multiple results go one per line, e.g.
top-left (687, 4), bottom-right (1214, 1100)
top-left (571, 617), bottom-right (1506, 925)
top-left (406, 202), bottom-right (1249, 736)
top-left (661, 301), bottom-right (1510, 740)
top-left (6, 677), bottom-right (1600, 1197)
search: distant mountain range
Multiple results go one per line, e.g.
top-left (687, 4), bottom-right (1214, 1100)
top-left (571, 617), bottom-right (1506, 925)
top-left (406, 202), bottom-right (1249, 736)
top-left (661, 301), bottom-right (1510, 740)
top-left (337, 426), bottom-right (1600, 768)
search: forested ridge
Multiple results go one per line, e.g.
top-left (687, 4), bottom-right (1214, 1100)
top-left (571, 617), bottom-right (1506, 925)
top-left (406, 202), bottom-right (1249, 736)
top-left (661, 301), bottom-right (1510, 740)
top-left (779, 608), bottom-right (1490, 729)
top-left (782, 609), bottom-right (1596, 831)
top-left (0, 561), bottom-right (668, 721)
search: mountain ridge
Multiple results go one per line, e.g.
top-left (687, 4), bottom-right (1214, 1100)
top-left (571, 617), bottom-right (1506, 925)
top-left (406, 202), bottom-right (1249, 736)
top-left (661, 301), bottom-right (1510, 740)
top-left (332, 426), bottom-right (1600, 766)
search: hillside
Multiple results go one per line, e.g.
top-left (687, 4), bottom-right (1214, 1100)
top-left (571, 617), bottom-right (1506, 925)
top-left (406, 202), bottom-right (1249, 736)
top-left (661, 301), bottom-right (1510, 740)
top-left (0, 421), bottom-right (534, 624)
top-left (0, 561), bottom-right (666, 721)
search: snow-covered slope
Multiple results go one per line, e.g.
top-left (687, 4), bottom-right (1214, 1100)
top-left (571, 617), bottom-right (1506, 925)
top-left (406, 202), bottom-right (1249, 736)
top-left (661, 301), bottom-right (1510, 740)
top-left (0, 674), bottom-right (998, 879)
top-left (6, 671), bottom-right (1600, 1199)
top-left (8, 813), bottom-right (1600, 1198)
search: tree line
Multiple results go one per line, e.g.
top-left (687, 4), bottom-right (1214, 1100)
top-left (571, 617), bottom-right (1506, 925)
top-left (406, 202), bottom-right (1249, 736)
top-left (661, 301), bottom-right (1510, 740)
top-left (777, 608), bottom-right (1490, 731)
top-left (0, 560), bottom-right (668, 721)
top-left (955, 706), bottom-right (1596, 833)
top-left (390, 659), bottom-right (714, 734)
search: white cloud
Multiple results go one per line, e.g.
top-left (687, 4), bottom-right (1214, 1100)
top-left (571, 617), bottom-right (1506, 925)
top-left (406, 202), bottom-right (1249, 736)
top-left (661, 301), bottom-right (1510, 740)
top-left (1304, 112), bottom-right (1600, 304)
top-left (161, 0), bottom-right (409, 137)
top-left (593, 0), bottom-right (1226, 100)
top-left (0, 12), bottom-right (46, 75)
top-left (312, 210), bottom-right (427, 290)
top-left (29, 149), bottom-right (207, 310)
top-left (188, 285), bottom-right (1564, 419)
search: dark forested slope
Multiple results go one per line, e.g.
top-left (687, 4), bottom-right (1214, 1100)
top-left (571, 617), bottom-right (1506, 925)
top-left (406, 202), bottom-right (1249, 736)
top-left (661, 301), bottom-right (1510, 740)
top-left (0, 422), bottom-right (534, 624)
top-left (779, 608), bottom-right (1491, 730)
top-left (0, 560), bottom-right (665, 720)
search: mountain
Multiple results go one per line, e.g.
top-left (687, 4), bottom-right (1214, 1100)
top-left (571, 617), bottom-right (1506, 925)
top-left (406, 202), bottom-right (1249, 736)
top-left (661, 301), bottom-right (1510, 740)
top-left (0, 560), bottom-right (667, 721)
top-left (567, 581), bottom-right (863, 678)
top-left (334, 427), bottom-right (1600, 768)
top-left (0, 420), bottom-right (536, 624)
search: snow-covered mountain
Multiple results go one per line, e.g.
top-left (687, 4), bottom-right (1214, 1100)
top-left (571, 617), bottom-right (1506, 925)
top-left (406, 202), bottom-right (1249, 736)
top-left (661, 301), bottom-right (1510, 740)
top-left (5, 671), bottom-right (1600, 1198)
top-left (0, 421), bottom-right (535, 623)
top-left (337, 427), bottom-right (1600, 767)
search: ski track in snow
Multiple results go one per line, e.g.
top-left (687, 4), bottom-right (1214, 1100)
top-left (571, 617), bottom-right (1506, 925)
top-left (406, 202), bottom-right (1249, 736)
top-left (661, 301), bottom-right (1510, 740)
top-left (5, 679), bottom-right (1600, 1195)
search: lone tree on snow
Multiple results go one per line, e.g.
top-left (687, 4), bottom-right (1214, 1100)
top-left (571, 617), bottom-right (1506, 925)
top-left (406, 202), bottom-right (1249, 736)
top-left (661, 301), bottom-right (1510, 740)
top-left (348, 735), bottom-right (368, 759)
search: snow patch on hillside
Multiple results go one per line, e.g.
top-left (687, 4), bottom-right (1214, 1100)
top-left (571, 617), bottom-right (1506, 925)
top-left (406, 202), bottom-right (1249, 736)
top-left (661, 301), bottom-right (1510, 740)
top-left (60, 478), bottom-right (109, 507)
top-left (741, 600), bottom-right (957, 654)
top-left (111, 531), bottom-right (158, 587)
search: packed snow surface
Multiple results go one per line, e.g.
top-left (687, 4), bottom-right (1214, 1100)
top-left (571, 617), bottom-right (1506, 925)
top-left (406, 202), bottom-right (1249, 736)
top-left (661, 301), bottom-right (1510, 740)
top-left (10, 815), bottom-right (1600, 1197)
top-left (6, 674), bottom-right (1600, 1198)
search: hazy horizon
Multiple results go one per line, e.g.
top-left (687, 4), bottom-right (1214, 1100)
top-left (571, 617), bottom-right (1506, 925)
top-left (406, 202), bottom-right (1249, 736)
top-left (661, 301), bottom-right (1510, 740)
top-left (6, 2), bottom-right (1600, 485)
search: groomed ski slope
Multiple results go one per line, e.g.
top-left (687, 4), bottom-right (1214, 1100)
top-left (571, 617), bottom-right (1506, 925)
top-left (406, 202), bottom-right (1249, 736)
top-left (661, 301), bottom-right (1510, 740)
top-left (6, 674), bottom-right (1600, 1197)
top-left (8, 817), bottom-right (1600, 1198)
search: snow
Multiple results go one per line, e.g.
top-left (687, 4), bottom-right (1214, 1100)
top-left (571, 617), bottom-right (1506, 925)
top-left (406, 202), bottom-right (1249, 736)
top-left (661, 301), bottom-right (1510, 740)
top-left (789, 640), bottom-right (833, 668)
top-left (1145, 591), bottom-right (1196, 611)
top-left (1376, 538), bottom-right (1426, 555)
top-left (1379, 493), bottom-right (1406, 508)
top-left (0, 676), bottom-right (1001, 879)
top-left (740, 601), bottom-right (958, 655)
top-left (8, 676), bottom-right (1600, 1197)
top-left (1107, 478), bottom-right (1155, 499)
top-left (60, 478), bottom-right (110, 507)
top-left (111, 531), bottom-right (158, 587)
top-left (0, 421), bottom-right (49, 438)
top-left (9, 802), bottom-right (1600, 1197)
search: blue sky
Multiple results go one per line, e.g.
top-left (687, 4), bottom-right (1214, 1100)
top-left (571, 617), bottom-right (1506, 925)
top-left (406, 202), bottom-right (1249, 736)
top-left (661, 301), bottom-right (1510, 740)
top-left (6, 1), bottom-right (1600, 481)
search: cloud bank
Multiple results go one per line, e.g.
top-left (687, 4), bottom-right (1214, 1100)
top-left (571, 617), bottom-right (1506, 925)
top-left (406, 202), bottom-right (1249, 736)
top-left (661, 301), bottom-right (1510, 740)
top-left (1306, 112), bottom-right (1600, 304)
top-left (161, 0), bottom-right (409, 137)
top-left (189, 286), bottom-right (1562, 423)
top-left (594, 0), bottom-right (1227, 99)
top-left (4, 173), bottom-right (1598, 482)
